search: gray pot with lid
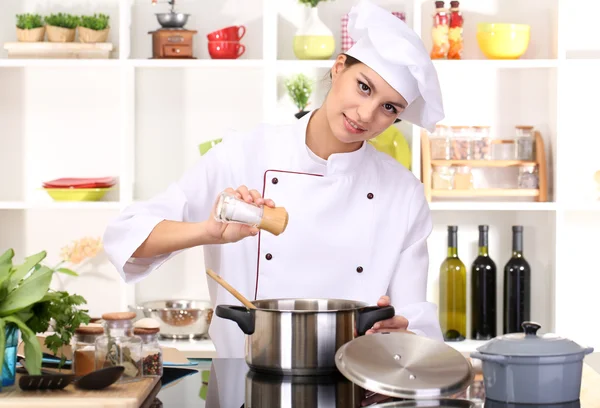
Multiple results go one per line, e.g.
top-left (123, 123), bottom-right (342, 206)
top-left (470, 321), bottom-right (594, 404)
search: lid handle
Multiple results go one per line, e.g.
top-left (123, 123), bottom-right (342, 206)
top-left (522, 321), bottom-right (541, 335)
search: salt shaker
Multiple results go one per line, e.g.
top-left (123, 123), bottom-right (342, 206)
top-left (214, 191), bottom-right (289, 236)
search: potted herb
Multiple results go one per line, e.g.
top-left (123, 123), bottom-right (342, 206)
top-left (285, 73), bottom-right (314, 119)
top-left (78, 13), bottom-right (110, 43)
top-left (0, 249), bottom-right (90, 388)
top-left (15, 13), bottom-right (45, 42)
top-left (45, 13), bottom-right (80, 42)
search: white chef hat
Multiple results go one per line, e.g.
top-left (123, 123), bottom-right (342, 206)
top-left (345, 0), bottom-right (445, 133)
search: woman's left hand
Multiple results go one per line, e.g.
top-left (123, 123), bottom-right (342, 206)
top-left (365, 296), bottom-right (415, 335)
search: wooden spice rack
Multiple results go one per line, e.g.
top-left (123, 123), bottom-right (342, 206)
top-left (420, 129), bottom-right (548, 202)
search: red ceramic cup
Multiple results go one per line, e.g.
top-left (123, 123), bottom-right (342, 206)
top-left (207, 25), bottom-right (246, 41)
top-left (208, 41), bottom-right (246, 59)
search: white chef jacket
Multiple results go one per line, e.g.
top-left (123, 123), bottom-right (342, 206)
top-left (103, 110), bottom-right (443, 358)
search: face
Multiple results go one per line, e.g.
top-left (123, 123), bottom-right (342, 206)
top-left (325, 55), bottom-right (408, 144)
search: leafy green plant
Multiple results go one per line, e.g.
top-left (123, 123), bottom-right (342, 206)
top-left (285, 73), bottom-right (314, 112)
top-left (298, 0), bottom-right (330, 7)
top-left (79, 14), bottom-right (110, 31)
top-left (44, 13), bottom-right (80, 29)
top-left (0, 249), bottom-right (90, 375)
top-left (16, 13), bottom-right (44, 30)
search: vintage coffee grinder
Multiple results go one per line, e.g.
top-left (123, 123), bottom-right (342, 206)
top-left (149, 0), bottom-right (198, 58)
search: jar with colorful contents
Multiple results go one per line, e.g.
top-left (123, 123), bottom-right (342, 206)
top-left (453, 165), bottom-right (474, 189)
top-left (431, 1), bottom-right (449, 59)
top-left (429, 125), bottom-right (451, 159)
top-left (471, 126), bottom-right (492, 160)
top-left (448, 0), bottom-right (463, 59)
top-left (514, 126), bottom-right (535, 160)
top-left (72, 324), bottom-right (104, 377)
top-left (449, 126), bottom-right (472, 160)
top-left (134, 318), bottom-right (163, 377)
top-left (95, 312), bottom-right (142, 383)
top-left (518, 164), bottom-right (539, 189)
top-left (432, 165), bottom-right (455, 189)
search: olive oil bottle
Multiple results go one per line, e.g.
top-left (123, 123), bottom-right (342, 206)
top-left (439, 225), bottom-right (467, 341)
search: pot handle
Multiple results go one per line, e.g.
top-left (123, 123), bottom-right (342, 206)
top-left (470, 352), bottom-right (507, 365)
top-left (215, 305), bottom-right (256, 335)
top-left (356, 306), bottom-right (395, 336)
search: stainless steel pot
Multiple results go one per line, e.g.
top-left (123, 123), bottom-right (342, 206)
top-left (134, 299), bottom-right (213, 340)
top-left (156, 12), bottom-right (189, 28)
top-left (470, 321), bottom-right (594, 404)
top-left (215, 298), bottom-right (395, 375)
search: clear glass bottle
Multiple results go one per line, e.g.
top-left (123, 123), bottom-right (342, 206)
top-left (453, 165), bottom-right (473, 189)
top-left (134, 327), bottom-right (163, 377)
top-left (72, 324), bottom-right (104, 377)
top-left (95, 312), bottom-right (143, 383)
top-left (432, 165), bottom-right (455, 189)
top-left (514, 126), bottom-right (535, 160)
top-left (430, 125), bottom-right (451, 159)
top-left (518, 164), bottom-right (539, 189)
top-left (430, 1), bottom-right (449, 60)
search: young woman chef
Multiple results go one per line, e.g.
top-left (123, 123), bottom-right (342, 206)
top-left (103, 0), bottom-right (446, 360)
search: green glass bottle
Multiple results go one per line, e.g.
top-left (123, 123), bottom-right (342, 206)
top-left (439, 225), bottom-right (467, 341)
top-left (471, 225), bottom-right (497, 340)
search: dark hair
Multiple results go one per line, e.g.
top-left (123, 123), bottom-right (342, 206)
top-left (329, 54), bottom-right (361, 79)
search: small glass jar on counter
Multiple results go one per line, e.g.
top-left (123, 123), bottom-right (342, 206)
top-left (449, 126), bottom-right (472, 160)
top-left (134, 327), bottom-right (163, 377)
top-left (514, 126), bottom-right (535, 160)
top-left (432, 165), bottom-right (455, 189)
top-left (95, 312), bottom-right (143, 383)
top-left (470, 126), bottom-right (492, 160)
top-left (72, 324), bottom-right (104, 377)
top-left (429, 125), bottom-right (451, 159)
top-left (453, 165), bottom-right (474, 189)
top-left (518, 164), bottom-right (539, 189)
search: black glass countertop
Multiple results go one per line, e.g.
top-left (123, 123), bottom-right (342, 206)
top-left (153, 358), bottom-right (585, 408)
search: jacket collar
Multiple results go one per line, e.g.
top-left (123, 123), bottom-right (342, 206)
top-left (293, 110), bottom-right (369, 177)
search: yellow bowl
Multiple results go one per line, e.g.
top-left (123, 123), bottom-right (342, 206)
top-left (44, 188), bottom-right (111, 202)
top-left (476, 23), bottom-right (530, 59)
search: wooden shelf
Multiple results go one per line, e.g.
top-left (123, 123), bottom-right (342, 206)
top-left (432, 189), bottom-right (540, 197)
top-left (431, 160), bottom-right (536, 167)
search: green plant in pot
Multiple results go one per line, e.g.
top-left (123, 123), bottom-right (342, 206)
top-left (15, 13), bottom-right (45, 42)
top-left (78, 13), bottom-right (110, 43)
top-left (0, 249), bottom-right (90, 389)
top-left (45, 13), bottom-right (80, 43)
top-left (293, 0), bottom-right (335, 60)
top-left (285, 73), bottom-right (314, 119)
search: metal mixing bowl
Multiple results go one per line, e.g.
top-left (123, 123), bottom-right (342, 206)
top-left (155, 12), bottom-right (190, 28)
top-left (137, 299), bottom-right (213, 340)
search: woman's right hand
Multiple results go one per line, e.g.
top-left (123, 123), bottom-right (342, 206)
top-left (205, 186), bottom-right (276, 244)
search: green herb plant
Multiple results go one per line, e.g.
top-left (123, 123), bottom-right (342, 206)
top-left (16, 13), bottom-right (44, 30)
top-left (79, 14), bottom-right (110, 31)
top-left (298, 0), bottom-right (330, 7)
top-left (285, 73), bottom-right (314, 113)
top-left (0, 249), bottom-right (90, 376)
top-left (44, 13), bottom-right (80, 29)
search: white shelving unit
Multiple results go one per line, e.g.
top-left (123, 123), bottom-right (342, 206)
top-left (1, 0), bottom-right (599, 356)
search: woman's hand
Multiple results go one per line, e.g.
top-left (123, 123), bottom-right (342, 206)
top-left (205, 185), bottom-right (276, 244)
top-left (365, 296), bottom-right (415, 335)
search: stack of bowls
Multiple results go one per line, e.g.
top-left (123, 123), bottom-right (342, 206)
top-left (207, 25), bottom-right (246, 59)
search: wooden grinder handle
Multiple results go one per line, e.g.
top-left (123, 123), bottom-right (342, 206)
top-left (259, 206), bottom-right (289, 236)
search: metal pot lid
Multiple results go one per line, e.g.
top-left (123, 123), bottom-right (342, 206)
top-left (334, 332), bottom-right (474, 399)
top-left (476, 321), bottom-right (589, 357)
top-left (371, 399), bottom-right (475, 408)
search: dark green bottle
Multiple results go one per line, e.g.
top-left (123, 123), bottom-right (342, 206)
top-left (503, 225), bottom-right (531, 334)
top-left (471, 225), bottom-right (497, 340)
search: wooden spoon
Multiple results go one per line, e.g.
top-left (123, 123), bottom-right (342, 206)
top-left (206, 269), bottom-right (256, 309)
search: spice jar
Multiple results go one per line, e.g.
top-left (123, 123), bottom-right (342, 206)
top-left (448, 0), bottom-right (463, 59)
top-left (514, 126), bottom-right (535, 160)
top-left (518, 164), bottom-right (539, 189)
top-left (453, 166), bottom-right (473, 189)
top-left (72, 323), bottom-right (104, 377)
top-left (134, 318), bottom-right (163, 377)
top-left (450, 126), bottom-right (472, 160)
top-left (432, 165), bottom-right (455, 190)
top-left (95, 312), bottom-right (143, 383)
top-left (471, 126), bottom-right (491, 160)
top-left (430, 1), bottom-right (449, 59)
top-left (429, 125), bottom-right (450, 159)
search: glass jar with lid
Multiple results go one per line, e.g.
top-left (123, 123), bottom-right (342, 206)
top-left (72, 323), bottom-right (104, 377)
top-left (518, 164), bottom-right (539, 189)
top-left (95, 312), bottom-right (142, 383)
top-left (133, 318), bottom-right (163, 377)
top-left (471, 126), bottom-right (492, 160)
top-left (449, 126), bottom-right (472, 160)
top-left (453, 165), bottom-right (474, 189)
top-left (514, 126), bottom-right (535, 160)
top-left (432, 165), bottom-right (455, 189)
top-left (429, 124), bottom-right (451, 159)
